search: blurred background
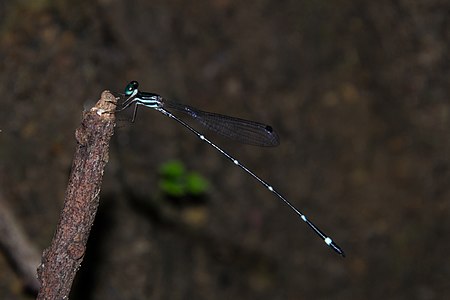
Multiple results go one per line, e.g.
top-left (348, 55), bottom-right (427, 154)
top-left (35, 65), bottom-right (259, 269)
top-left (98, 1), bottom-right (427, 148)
top-left (0, 0), bottom-right (449, 299)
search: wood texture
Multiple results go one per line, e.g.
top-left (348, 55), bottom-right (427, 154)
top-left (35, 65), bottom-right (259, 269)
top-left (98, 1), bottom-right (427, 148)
top-left (36, 91), bottom-right (116, 300)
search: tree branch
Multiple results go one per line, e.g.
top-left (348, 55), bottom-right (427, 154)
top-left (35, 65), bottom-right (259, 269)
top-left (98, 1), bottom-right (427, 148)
top-left (36, 91), bottom-right (116, 300)
top-left (0, 193), bottom-right (41, 294)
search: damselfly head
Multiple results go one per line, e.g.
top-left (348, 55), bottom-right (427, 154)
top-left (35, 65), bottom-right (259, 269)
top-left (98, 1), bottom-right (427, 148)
top-left (125, 81), bottom-right (139, 97)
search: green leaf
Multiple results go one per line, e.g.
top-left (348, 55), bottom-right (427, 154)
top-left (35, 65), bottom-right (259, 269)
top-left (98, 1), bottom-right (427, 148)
top-left (159, 180), bottom-right (185, 197)
top-left (186, 172), bottom-right (208, 195)
top-left (159, 160), bottom-right (185, 179)
top-left (157, 160), bottom-right (209, 198)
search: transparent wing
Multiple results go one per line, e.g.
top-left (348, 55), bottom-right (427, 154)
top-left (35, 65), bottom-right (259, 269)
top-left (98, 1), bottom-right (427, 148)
top-left (162, 100), bottom-right (280, 147)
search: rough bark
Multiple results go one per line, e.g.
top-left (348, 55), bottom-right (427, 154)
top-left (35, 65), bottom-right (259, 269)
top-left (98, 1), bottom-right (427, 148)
top-left (36, 91), bottom-right (116, 300)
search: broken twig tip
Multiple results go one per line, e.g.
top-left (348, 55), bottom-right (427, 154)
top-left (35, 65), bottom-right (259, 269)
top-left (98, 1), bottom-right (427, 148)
top-left (90, 90), bottom-right (117, 120)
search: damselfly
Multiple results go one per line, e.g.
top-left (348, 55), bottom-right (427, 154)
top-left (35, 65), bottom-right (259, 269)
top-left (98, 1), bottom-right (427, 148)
top-left (116, 81), bottom-right (345, 257)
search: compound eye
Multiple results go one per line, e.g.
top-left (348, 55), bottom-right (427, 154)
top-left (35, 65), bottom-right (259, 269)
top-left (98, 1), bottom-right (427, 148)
top-left (124, 81), bottom-right (139, 96)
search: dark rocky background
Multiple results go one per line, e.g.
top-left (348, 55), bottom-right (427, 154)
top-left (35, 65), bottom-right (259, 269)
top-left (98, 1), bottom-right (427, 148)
top-left (0, 0), bottom-right (448, 299)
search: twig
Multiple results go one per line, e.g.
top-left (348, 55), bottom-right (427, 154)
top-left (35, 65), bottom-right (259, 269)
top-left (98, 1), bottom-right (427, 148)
top-left (36, 91), bottom-right (116, 300)
top-left (0, 193), bottom-right (41, 294)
